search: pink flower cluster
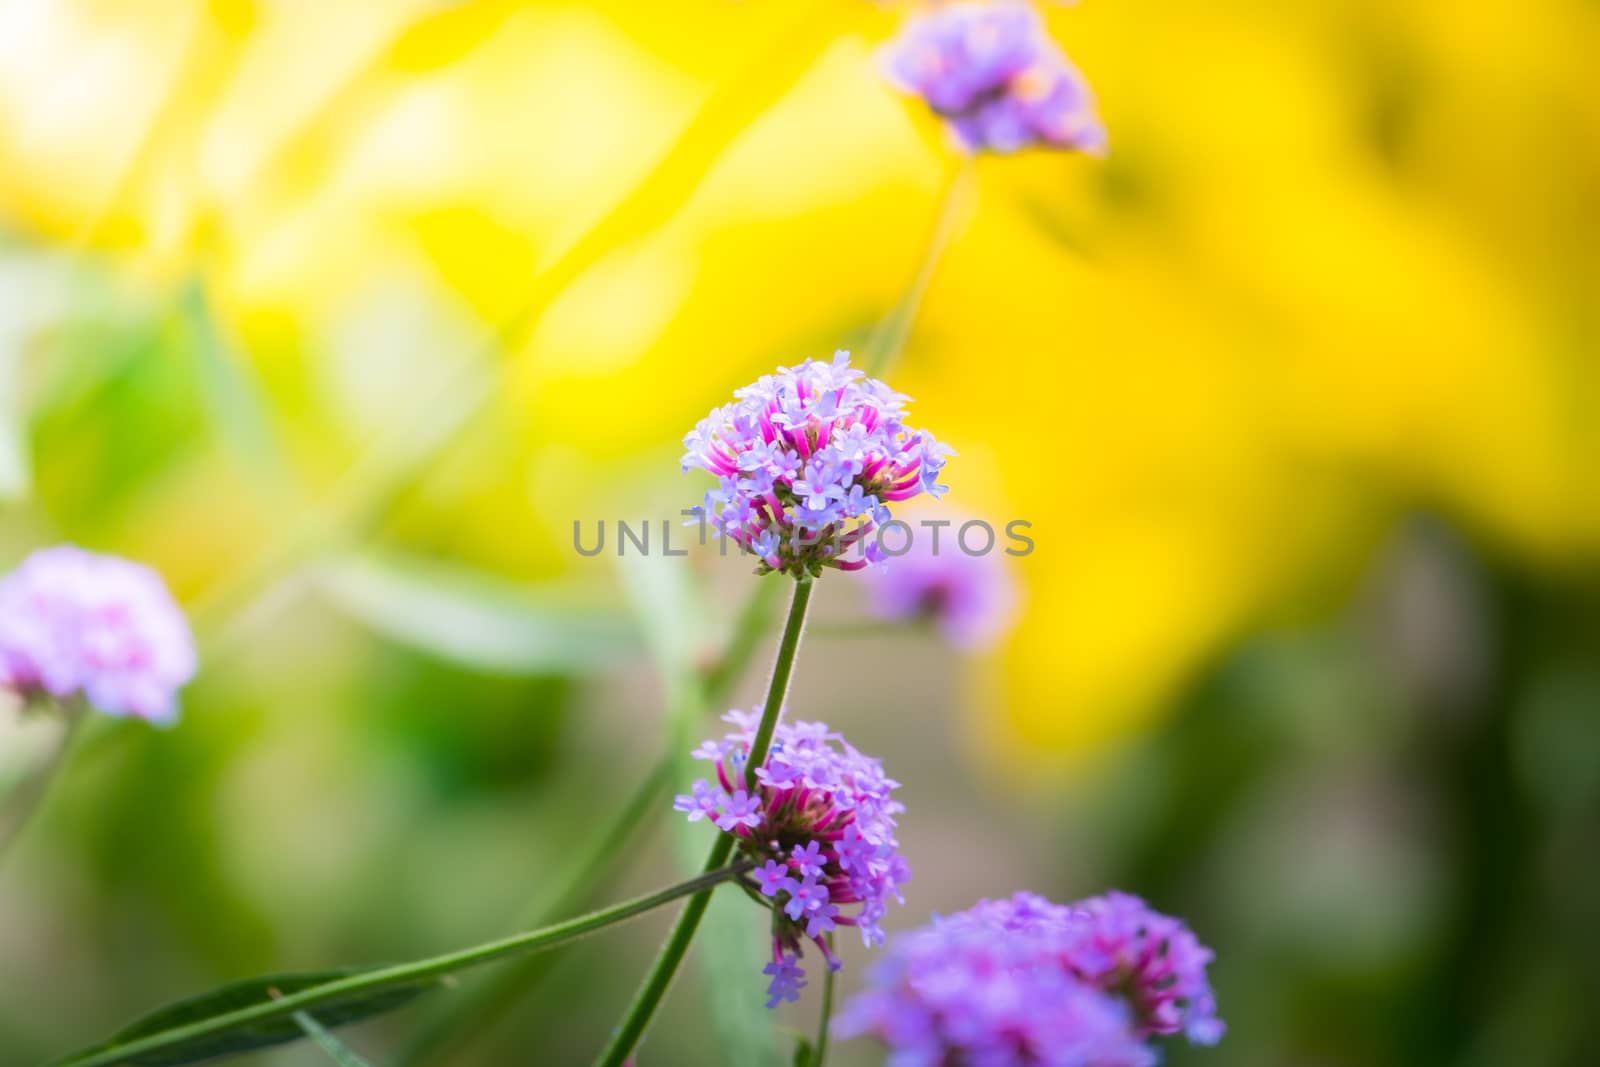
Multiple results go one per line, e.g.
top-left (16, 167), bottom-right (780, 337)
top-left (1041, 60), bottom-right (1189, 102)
top-left (884, 1), bottom-right (1106, 155)
top-left (0, 546), bottom-right (196, 724)
top-left (682, 352), bottom-right (952, 577)
top-left (835, 891), bottom-right (1223, 1065)
top-left (674, 710), bottom-right (910, 1007)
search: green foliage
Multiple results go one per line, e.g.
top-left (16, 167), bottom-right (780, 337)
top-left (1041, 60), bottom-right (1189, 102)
top-left (54, 970), bottom-right (434, 1067)
top-left (320, 551), bottom-right (638, 678)
top-left (51, 864), bottom-right (751, 1067)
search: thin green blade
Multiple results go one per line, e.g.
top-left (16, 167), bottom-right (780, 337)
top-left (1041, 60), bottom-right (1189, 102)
top-left (56, 970), bottom-right (436, 1066)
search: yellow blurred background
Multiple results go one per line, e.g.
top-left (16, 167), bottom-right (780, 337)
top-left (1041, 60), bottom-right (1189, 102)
top-left (3, 0), bottom-right (1595, 757)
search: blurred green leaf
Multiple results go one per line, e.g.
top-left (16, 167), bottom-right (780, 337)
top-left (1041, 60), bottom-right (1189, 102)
top-left (59, 970), bottom-right (435, 1067)
top-left (32, 301), bottom-right (208, 531)
top-left (792, 1035), bottom-right (814, 1067)
top-left (179, 278), bottom-right (294, 495)
top-left (291, 1011), bottom-right (375, 1067)
top-left (688, 883), bottom-right (783, 1067)
top-left (319, 550), bottom-right (638, 675)
top-left (613, 552), bottom-right (709, 680)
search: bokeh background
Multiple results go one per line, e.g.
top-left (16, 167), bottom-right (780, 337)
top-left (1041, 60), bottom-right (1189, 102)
top-left (1, 0), bottom-right (1598, 1064)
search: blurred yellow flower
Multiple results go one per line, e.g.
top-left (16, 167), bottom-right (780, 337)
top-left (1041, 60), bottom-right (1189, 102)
top-left (1, 0), bottom-right (1594, 763)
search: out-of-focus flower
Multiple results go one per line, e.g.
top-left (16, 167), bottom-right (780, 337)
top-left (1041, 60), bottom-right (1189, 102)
top-left (835, 891), bottom-right (1150, 1067)
top-left (0, 546), bottom-right (196, 724)
top-left (835, 890), bottom-right (1221, 1064)
top-left (883, 1), bottom-right (1105, 155)
top-left (682, 351), bottom-right (953, 578)
top-left (1064, 890), bottom-right (1225, 1045)
top-left (862, 521), bottom-right (1019, 649)
top-left (674, 710), bottom-right (910, 1006)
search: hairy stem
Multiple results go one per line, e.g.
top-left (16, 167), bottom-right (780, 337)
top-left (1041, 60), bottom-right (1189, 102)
top-left (703, 578), bottom-right (784, 706)
top-left (741, 577), bottom-right (815, 790)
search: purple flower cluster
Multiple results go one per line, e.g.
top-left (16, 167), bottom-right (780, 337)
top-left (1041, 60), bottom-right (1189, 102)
top-left (1068, 891), bottom-right (1225, 1045)
top-left (884, 1), bottom-right (1106, 155)
top-left (834, 891), bottom-right (1223, 1065)
top-left (682, 351), bottom-right (952, 577)
top-left (0, 546), bottom-right (196, 724)
top-left (674, 710), bottom-right (910, 1007)
top-left (863, 527), bottom-right (1019, 650)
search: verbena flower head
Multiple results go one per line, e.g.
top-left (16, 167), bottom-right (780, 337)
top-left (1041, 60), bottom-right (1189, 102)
top-left (1064, 891), bottom-right (1225, 1046)
top-left (682, 351), bottom-right (952, 578)
top-left (0, 546), bottom-right (196, 725)
top-left (834, 891), bottom-right (1222, 1064)
top-left (883, 1), bottom-right (1106, 156)
top-left (862, 526), bottom-right (1019, 649)
top-left (674, 710), bottom-right (910, 1007)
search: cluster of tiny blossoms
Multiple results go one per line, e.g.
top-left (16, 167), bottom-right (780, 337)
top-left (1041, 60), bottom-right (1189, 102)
top-left (681, 351), bottom-right (952, 578)
top-left (835, 891), bottom-right (1223, 1065)
top-left (0, 546), bottom-right (196, 725)
top-left (675, 710), bottom-right (910, 1007)
top-left (884, 1), bottom-right (1106, 156)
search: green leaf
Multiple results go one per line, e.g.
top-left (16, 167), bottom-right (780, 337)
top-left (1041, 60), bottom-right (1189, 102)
top-left (61, 970), bottom-right (435, 1066)
top-left (792, 1036), bottom-right (814, 1067)
top-left (291, 1011), bottom-right (376, 1067)
top-left (54, 865), bottom-right (749, 1067)
top-left (319, 551), bottom-right (638, 676)
top-left (612, 552), bottom-right (709, 683)
top-left (690, 882), bottom-right (782, 1067)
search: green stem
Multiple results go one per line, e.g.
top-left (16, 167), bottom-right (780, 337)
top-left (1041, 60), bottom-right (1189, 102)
top-left (703, 578), bottom-right (784, 706)
top-left (811, 933), bottom-right (836, 1067)
top-left (592, 576), bottom-right (816, 1067)
top-left (53, 864), bottom-right (754, 1067)
top-left (287, 1011), bottom-right (374, 1067)
top-left (400, 575), bottom-right (791, 1065)
top-left (864, 157), bottom-right (977, 379)
top-left (741, 577), bottom-right (814, 790)
top-left (397, 757), bottom-right (676, 1067)
top-left (0, 701), bottom-right (83, 866)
